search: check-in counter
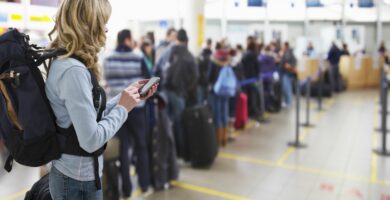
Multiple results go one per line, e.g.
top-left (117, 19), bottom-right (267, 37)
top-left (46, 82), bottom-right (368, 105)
top-left (366, 56), bottom-right (384, 87)
top-left (298, 57), bottom-right (320, 81)
top-left (339, 55), bottom-right (381, 89)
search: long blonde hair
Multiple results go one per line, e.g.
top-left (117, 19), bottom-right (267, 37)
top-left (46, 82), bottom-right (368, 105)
top-left (48, 0), bottom-right (111, 78)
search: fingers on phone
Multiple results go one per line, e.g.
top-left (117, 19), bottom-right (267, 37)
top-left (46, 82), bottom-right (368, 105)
top-left (138, 79), bottom-right (149, 84)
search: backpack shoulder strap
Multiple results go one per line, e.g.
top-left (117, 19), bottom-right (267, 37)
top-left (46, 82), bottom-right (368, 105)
top-left (67, 55), bottom-right (107, 190)
top-left (69, 55), bottom-right (106, 121)
top-left (88, 69), bottom-right (106, 122)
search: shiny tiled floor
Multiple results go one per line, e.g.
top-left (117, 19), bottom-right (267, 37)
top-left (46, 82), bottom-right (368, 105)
top-left (1, 90), bottom-right (390, 200)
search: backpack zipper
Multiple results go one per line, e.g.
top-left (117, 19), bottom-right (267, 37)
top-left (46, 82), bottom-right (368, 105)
top-left (0, 71), bottom-right (20, 86)
top-left (0, 80), bottom-right (23, 130)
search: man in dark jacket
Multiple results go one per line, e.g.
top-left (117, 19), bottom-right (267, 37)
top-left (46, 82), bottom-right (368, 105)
top-left (241, 40), bottom-right (262, 119)
top-left (327, 42), bottom-right (342, 92)
top-left (164, 29), bottom-right (198, 158)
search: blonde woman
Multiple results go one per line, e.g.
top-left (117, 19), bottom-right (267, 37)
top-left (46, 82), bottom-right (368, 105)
top-left (45, 0), bottom-right (157, 199)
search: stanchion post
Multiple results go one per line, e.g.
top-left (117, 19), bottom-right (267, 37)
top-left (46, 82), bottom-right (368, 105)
top-left (317, 71), bottom-right (323, 111)
top-left (374, 69), bottom-right (390, 156)
top-left (288, 79), bottom-right (307, 148)
top-left (301, 77), bottom-right (315, 127)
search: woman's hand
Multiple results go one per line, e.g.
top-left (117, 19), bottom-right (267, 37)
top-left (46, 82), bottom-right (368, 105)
top-left (118, 79), bottom-right (159, 112)
top-left (130, 79), bottom-right (149, 89)
top-left (118, 86), bottom-right (141, 112)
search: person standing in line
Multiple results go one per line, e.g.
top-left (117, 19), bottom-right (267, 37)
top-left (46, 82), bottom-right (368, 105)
top-left (280, 42), bottom-right (297, 107)
top-left (379, 41), bottom-right (387, 56)
top-left (201, 38), bottom-right (213, 58)
top-left (241, 40), bottom-right (262, 120)
top-left (341, 43), bottom-right (350, 56)
top-left (141, 38), bottom-right (155, 74)
top-left (154, 28), bottom-right (178, 87)
top-left (327, 42), bottom-right (342, 92)
top-left (164, 29), bottom-right (198, 158)
top-left (46, 1), bottom-right (157, 199)
top-left (198, 38), bottom-right (214, 104)
top-left (155, 28), bottom-right (177, 63)
top-left (103, 29), bottom-right (153, 198)
top-left (208, 49), bottom-right (233, 147)
top-left (145, 31), bottom-right (156, 64)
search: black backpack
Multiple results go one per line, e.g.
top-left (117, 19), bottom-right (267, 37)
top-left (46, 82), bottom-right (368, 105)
top-left (165, 45), bottom-right (198, 97)
top-left (0, 28), bottom-right (106, 189)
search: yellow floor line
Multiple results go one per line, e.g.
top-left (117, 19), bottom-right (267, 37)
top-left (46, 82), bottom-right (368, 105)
top-left (2, 188), bottom-right (29, 200)
top-left (171, 181), bottom-right (249, 200)
top-left (131, 189), bottom-right (142, 198)
top-left (275, 97), bottom-right (335, 166)
top-left (376, 180), bottom-right (390, 187)
top-left (219, 152), bottom-right (389, 187)
top-left (219, 152), bottom-right (275, 167)
top-left (276, 147), bottom-right (295, 166)
top-left (371, 101), bottom-right (379, 183)
top-left (300, 127), bottom-right (311, 141)
top-left (245, 121), bottom-right (256, 130)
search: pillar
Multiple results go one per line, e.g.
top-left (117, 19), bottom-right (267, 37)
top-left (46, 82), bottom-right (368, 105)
top-left (182, 0), bottom-right (206, 54)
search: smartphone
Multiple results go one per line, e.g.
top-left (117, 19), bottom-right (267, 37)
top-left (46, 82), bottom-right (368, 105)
top-left (138, 77), bottom-right (160, 98)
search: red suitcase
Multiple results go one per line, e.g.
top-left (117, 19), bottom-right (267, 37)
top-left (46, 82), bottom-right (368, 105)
top-left (234, 92), bottom-right (248, 130)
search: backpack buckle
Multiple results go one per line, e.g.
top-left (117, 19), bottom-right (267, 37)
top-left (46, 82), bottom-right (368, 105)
top-left (9, 71), bottom-right (20, 87)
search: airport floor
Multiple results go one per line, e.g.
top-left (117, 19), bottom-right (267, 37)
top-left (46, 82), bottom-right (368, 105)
top-left (1, 89), bottom-right (390, 200)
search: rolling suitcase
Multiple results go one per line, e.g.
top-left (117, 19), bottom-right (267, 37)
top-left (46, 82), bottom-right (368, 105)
top-left (182, 105), bottom-right (218, 168)
top-left (234, 92), bottom-right (248, 130)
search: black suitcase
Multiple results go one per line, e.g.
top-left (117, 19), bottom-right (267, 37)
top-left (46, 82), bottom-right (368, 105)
top-left (300, 81), bottom-right (333, 98)
top-left (265, 81), bottom-right (282, 113)
top-left (182, 105), bottom-right (218, 168)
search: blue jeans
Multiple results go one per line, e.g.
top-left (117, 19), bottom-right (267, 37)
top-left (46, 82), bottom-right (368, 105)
top-left (197, 86), bottom-right (208, 105)
top-left (282, 74), bottom-right (293, 106)
top-left (166, 90), bottom-right (185, 158)
top-left (211, 94), bottom-right (229, 128)
top-left (49, 166), bottom-right (103, 200)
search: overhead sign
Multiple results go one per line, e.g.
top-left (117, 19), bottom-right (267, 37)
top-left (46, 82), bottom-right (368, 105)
top-left (248, 0), bottom-right (264, 7)
top-left (159, 20), bottom-right (168, 28)
top-left (0, 13), bottom-right (7, 23)
top-left (307, 0), bottom-right (322, 7)
top-left (10, 14), bottom-right (23, 21)
top-left (358, 0), bottom-right (374, 7)
top-left (30, 15), bottom-right (51, 22)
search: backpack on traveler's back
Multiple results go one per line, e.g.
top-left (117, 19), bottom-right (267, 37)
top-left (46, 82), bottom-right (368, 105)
top-left (165, 45), bottom-right (198, 97)
top-left (213, 66), bottom-right (238, 97)
top-left (0, 28), bottom-right (106, 189)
